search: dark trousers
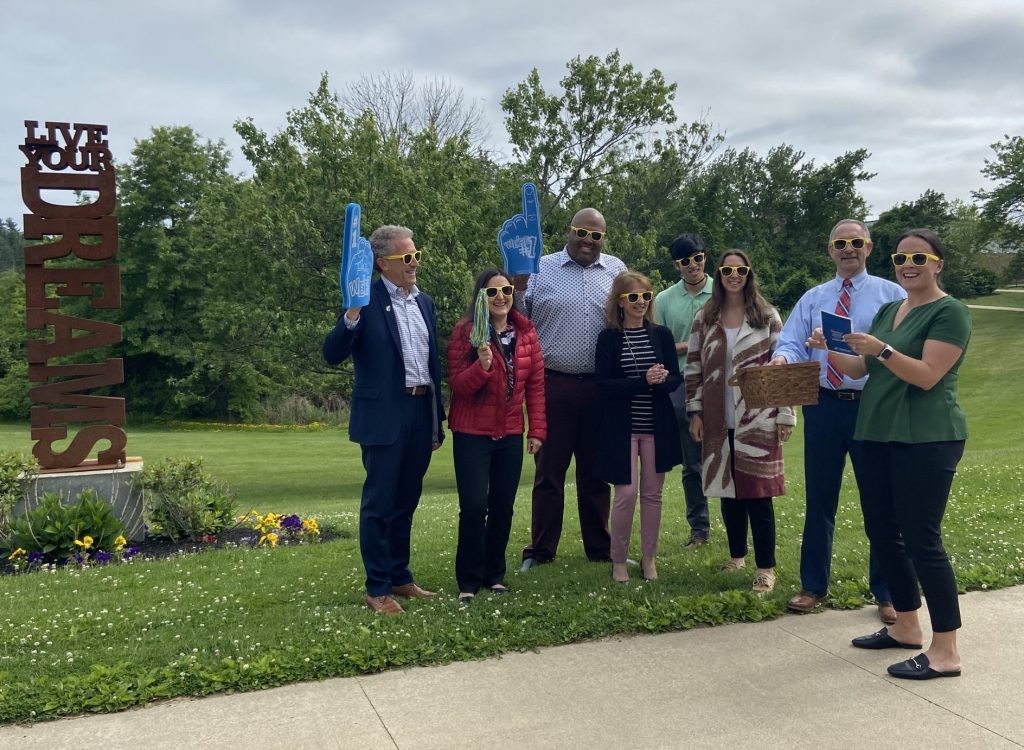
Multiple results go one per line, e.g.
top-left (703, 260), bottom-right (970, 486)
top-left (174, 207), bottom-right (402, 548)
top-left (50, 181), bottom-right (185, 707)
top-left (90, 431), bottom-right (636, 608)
top-left (800, 396), bottom-right (890, 602)
top-left (523, 372), bottom-right (611, 562)
top-left (671, 389), bottom-right (708, 536)
top-left (453, 432), bottom-right (524, 593)
top-left (721, 498), bottom-right (776, 569)
top-left (359, 393), bottom-right (433, 597)
top-left (859, 440), bottom-right (965, 633)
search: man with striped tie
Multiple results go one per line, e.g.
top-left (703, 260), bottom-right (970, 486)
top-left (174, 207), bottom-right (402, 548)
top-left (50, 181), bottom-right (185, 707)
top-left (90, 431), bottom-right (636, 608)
top-left (771, 219), bottom-right (905, 622)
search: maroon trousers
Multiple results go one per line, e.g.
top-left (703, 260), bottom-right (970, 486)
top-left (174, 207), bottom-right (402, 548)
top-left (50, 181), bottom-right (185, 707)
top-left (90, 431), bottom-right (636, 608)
top-left (522, 371), bottom-right (611, 562)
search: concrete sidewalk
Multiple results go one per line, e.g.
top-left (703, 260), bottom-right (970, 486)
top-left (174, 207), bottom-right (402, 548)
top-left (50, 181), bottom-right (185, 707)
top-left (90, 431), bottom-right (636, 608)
top-left (2, 586), bottom-right (1022, 749)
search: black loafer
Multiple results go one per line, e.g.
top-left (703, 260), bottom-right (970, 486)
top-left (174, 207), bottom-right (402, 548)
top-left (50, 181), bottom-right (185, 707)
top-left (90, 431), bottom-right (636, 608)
top-left (851, 627), bottom-right (923, 650)
top-left (887, 653), bottom-right (961, 680)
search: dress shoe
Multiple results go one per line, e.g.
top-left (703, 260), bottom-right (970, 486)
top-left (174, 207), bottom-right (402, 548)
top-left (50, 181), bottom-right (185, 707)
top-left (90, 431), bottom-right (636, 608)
top-left (787, 590), bottom-right (826, 613)
top-left (488, 584), bottom-right (510, 594)
top-left (392, 582), bottom-right (436, 598)
top-left (877, 601), bottom-right (897, 625)
top-left (519, 557), bottom-right (538, 572)
top-left (641, 557), bottom-right (657, 581)
top-left (887, 653), bottom-right (961, 680)
top-left (684, 534), bottom-right (708, 549)
top-left (851, 627), bottom-right (922, 650)
top-left (718, 558), bottom-right (746, 572)
top-left (366, 595), bottom-right (404, 615)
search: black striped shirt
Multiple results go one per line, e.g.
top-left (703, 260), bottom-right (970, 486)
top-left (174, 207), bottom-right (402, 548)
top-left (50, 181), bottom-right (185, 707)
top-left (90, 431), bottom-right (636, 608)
top-left (622, 328), bottom-right (656, 434)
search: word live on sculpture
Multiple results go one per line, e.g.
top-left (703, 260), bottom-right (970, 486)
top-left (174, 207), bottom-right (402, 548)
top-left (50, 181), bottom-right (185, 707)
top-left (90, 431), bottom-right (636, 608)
top-left (20, 120), bottom-right (127, 469)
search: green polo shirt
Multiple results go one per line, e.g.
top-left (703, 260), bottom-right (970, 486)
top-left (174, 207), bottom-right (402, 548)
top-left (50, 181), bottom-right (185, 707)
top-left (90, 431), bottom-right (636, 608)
top-left (854, 296), bottom-right (971, 444)
top-left (654, 274), bottom-right (714, 370)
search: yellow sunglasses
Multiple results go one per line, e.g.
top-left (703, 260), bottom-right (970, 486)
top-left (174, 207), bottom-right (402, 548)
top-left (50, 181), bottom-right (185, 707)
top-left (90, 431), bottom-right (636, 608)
top-left (619, 291), bottom-right (653, 303)
top-left (484, 285), bottom-right (514, 298)
top-left (673, 253), bottom-right (706, 267)
top-left (570, 225), bottom-right (605, 241)
top-left (830, 237), bottom-right (869, 251)
top-left (719, 266), bottom-right (750, 278)
top-left (382, 250), bottom-right (422, 264)
top-left (892, 252), bottom-right (941, 267)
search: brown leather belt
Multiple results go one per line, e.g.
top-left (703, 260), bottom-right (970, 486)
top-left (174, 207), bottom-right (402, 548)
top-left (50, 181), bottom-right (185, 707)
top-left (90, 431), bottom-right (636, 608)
top-left (405, 385), bottom-right (429, 396)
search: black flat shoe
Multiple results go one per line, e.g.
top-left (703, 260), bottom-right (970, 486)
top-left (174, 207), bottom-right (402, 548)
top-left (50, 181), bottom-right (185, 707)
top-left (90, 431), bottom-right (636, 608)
top-left (851, 627), bottom-right (923, 650)
top-left (887, 653), bottom-right (961, 680)
top-left (489, 584), bottom-right (510, 594)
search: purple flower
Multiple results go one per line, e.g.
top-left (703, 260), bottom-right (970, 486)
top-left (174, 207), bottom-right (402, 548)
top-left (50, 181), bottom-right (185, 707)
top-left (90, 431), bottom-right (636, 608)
top-left (281, 515), bottom-right (302, 530)
top-left (94, 551), bottom-right (114, 564)
top-left (73, 554), bottom-right (85, 564)
top-left (27, 551), bottom-right (45, 564)
top-left (123, 547), bottom-right (140, 559)
top-left (240, 535), bottom-right (255, 544)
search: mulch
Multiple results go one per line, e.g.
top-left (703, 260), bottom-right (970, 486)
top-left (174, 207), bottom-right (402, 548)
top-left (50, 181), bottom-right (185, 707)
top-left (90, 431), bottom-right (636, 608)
top-left (1, 527), bottom-right (347, 576)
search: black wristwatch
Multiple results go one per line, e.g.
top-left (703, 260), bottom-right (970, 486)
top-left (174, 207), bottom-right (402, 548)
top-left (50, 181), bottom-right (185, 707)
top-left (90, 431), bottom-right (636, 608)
top-left (877, 344), bottom-right (894, 361)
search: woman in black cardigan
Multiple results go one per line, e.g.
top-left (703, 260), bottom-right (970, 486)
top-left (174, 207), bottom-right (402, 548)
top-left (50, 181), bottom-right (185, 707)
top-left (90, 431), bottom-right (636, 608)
top-left (595, 271), bottom-right (683, 583)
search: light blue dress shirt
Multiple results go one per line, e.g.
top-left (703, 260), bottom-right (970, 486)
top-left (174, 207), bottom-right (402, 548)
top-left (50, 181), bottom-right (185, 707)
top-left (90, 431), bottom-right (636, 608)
top-left (774, 270), bottom-right (906, 390)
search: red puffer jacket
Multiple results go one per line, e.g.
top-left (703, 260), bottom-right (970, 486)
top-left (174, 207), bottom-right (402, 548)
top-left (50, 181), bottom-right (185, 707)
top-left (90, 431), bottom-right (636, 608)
top-left (447, 309), bottom-right (547, 441)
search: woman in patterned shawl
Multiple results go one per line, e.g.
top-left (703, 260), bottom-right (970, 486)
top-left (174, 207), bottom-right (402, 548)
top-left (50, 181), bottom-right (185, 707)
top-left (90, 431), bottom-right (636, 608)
top-left (685, 250), bottom-right (795, 593)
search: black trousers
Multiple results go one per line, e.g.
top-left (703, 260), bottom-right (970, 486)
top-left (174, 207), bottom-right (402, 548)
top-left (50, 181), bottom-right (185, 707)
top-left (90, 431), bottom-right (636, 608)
top-left (523, 372), bottom-right (611, 562)
top-left (721, 498), bottom-right (776, 569)
top-left (454, 432), bottom-right (524, 593)
top-left (859, 440), bottom-right (965, 633)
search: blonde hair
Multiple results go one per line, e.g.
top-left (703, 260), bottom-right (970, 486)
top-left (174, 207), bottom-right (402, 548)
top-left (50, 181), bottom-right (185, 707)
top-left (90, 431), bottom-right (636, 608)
top-left (604, 271), bottom-right (654, 330)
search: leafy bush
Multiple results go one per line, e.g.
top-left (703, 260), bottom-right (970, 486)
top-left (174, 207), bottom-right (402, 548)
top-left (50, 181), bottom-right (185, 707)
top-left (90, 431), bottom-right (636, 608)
top-left (136, 458), bottom-right (236, 541)
top-left (8, 489), bottom-right (126, 562)
top-left (945, 265), bottom-right (999, 298)
top-left (0, 450), bottom-right (38, 548)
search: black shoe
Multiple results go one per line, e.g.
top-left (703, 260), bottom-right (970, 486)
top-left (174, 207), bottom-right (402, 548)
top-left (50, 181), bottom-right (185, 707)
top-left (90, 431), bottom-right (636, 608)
top-left (457, 593), bottom-right (475, 606)
top-left (488, 584), bottom-right (510, 594)
top-left (851, 627), bottom-right (922, 650)
top-left (887, 653), bottom-right (961, 680)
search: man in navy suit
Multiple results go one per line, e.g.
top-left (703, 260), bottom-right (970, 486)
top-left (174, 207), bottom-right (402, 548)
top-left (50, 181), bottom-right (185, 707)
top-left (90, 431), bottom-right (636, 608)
top-left (323, 225), bottom-right (446, 615)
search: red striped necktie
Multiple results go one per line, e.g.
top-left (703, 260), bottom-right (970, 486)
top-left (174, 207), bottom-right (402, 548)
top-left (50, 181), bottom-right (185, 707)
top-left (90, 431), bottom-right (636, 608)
top-left (825, 278), bottom-right (852, 389)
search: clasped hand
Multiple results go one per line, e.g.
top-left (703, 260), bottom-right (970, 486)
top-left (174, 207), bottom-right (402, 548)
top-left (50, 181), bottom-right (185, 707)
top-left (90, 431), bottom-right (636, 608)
top-left (646, 363), bottom-right (668, 385)
top-left (806, 327), bottom-right (882, 356)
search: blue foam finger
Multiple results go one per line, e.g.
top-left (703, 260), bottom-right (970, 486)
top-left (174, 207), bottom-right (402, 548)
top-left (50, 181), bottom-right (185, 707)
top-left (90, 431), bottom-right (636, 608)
top-left (497, 182), bottom-right (544, 276)
top-left (340, 202), bottom-right (372, 309)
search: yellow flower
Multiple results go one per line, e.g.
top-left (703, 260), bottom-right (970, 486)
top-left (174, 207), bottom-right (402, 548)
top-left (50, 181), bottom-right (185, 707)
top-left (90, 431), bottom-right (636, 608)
top-left (73, 536), bottom-right (94, 550)
top-left (258, 532), bottom-right (279, 548)
top-left (114, 535), bottom-right (127, 551)
top-left (7, 548), bottom-right (26, 560)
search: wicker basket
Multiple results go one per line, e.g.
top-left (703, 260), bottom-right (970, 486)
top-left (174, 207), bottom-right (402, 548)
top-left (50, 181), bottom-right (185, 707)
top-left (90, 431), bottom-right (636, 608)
top-left (727, 361), bottom-right (820, 408)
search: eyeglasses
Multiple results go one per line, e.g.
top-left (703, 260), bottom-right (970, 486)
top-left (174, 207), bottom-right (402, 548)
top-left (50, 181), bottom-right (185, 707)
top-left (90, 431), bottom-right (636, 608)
top-left (830, 237), bottom-right (868, 251)
top-left (381, 250), bottom-right (422, 264)
top-left (718, 266), bottom-right (750, 278)
top-left (673, 253), bottom-right (706, 267)
top-left (570, 225), bottom-right (605, 241)
top-left (891, 252), bottom-right (941, 267)
top-left (484, 285), bottom-right (514, 298)
top-left (619, 291), bottom-right (653, 303)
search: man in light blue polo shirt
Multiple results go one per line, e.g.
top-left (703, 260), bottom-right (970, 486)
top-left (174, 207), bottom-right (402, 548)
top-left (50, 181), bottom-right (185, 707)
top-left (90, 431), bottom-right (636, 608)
top-left (654, 233), bottom-right (714, 547)
top-left (771, 218), bottom-right (905, 622)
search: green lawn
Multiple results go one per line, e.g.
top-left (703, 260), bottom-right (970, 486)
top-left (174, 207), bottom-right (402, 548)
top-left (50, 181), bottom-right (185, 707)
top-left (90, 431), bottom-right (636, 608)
top-left (964, 290), bottom-right (1024, 308)
top-left (0, 306), bottom-right (1021, 723)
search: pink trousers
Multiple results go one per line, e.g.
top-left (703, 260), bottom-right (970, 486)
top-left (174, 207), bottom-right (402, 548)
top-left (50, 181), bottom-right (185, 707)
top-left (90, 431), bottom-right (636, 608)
top-left (610, 433), bottom-right (665, 563)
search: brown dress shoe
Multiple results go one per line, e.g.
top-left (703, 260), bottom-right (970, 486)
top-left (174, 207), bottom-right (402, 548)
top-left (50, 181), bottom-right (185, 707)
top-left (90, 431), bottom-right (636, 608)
top-left (877, 601), bottom-right (898, 625)
top-left (787, 590), bottom-right (826, 613)
top-left (366, 595), bottom-right (404, 615)
top-left (392, 582), bottom-right (436, 598)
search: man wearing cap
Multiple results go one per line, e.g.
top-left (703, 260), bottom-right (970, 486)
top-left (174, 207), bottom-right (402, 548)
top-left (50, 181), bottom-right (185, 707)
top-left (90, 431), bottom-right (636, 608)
top-left (515, 208), bottom-right (627, 569)
top-left (654, 233), bottom-right (714, 548)
top-left (771, 219), bottom-right (905, 622)
top-left (323, 224), bottom-right (446, 615)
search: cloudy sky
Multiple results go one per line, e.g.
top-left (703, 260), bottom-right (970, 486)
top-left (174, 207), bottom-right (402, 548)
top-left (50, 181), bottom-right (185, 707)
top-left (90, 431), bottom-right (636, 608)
top-left (3, 0), bottom-right (1023, 227)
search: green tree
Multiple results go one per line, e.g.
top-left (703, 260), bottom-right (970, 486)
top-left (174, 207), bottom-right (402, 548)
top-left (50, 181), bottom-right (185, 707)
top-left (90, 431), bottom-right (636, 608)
top-left (975, 134), bottom-right (1024, 245)
top-left (0, 271), bottom-right (30, 419)
top-left (0, 219), bottom-right (24, 275)
top-left (501, 50), bottom-right (678, 222)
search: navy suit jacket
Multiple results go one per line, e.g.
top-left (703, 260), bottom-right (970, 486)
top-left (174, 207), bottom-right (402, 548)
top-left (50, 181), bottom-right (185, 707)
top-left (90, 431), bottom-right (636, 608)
top-left (323, 277), bottom-right (446, 446)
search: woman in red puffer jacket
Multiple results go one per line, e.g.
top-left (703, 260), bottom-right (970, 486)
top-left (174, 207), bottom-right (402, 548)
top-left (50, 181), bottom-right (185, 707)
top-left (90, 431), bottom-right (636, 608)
top-left (447, 267), bottom-right (546, 603)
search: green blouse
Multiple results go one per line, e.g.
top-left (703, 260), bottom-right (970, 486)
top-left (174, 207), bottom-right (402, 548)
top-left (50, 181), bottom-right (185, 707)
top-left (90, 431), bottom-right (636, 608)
top-left (854, 296), bottom-right (971, 444)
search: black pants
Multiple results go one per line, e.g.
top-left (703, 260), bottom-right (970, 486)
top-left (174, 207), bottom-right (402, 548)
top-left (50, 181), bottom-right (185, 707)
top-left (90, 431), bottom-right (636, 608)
top-left (523, 372), bottom-right (610, 562)
top-left (454, 432), bottom-right (524, 593)
top-left (721, 498), bottom-right (776, 569)
top-left (859, 440), bottom-right (965, 633)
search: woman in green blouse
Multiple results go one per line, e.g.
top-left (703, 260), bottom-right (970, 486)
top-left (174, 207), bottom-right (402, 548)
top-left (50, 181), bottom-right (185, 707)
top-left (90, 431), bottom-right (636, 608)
top-left (807, 228), bottom-right (970, 681)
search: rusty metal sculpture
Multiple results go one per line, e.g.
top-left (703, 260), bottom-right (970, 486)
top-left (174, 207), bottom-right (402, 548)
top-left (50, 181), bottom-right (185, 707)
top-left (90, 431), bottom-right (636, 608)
top-left (20, 121), bottom-right (126, 469)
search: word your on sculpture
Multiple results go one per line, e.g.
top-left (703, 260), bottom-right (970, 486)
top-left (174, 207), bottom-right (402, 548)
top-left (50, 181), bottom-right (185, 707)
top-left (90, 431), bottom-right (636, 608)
top-left (20, 121), bottom-right (126, 469)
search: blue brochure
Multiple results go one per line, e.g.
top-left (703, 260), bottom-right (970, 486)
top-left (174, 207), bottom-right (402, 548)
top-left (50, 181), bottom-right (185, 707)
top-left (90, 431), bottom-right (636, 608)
top-left (497, 183), bottom-right (543, 276)
top-left (340, 202), bottom-right (373, 309)
top-left (821, 310), bottom-right (855, 355)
